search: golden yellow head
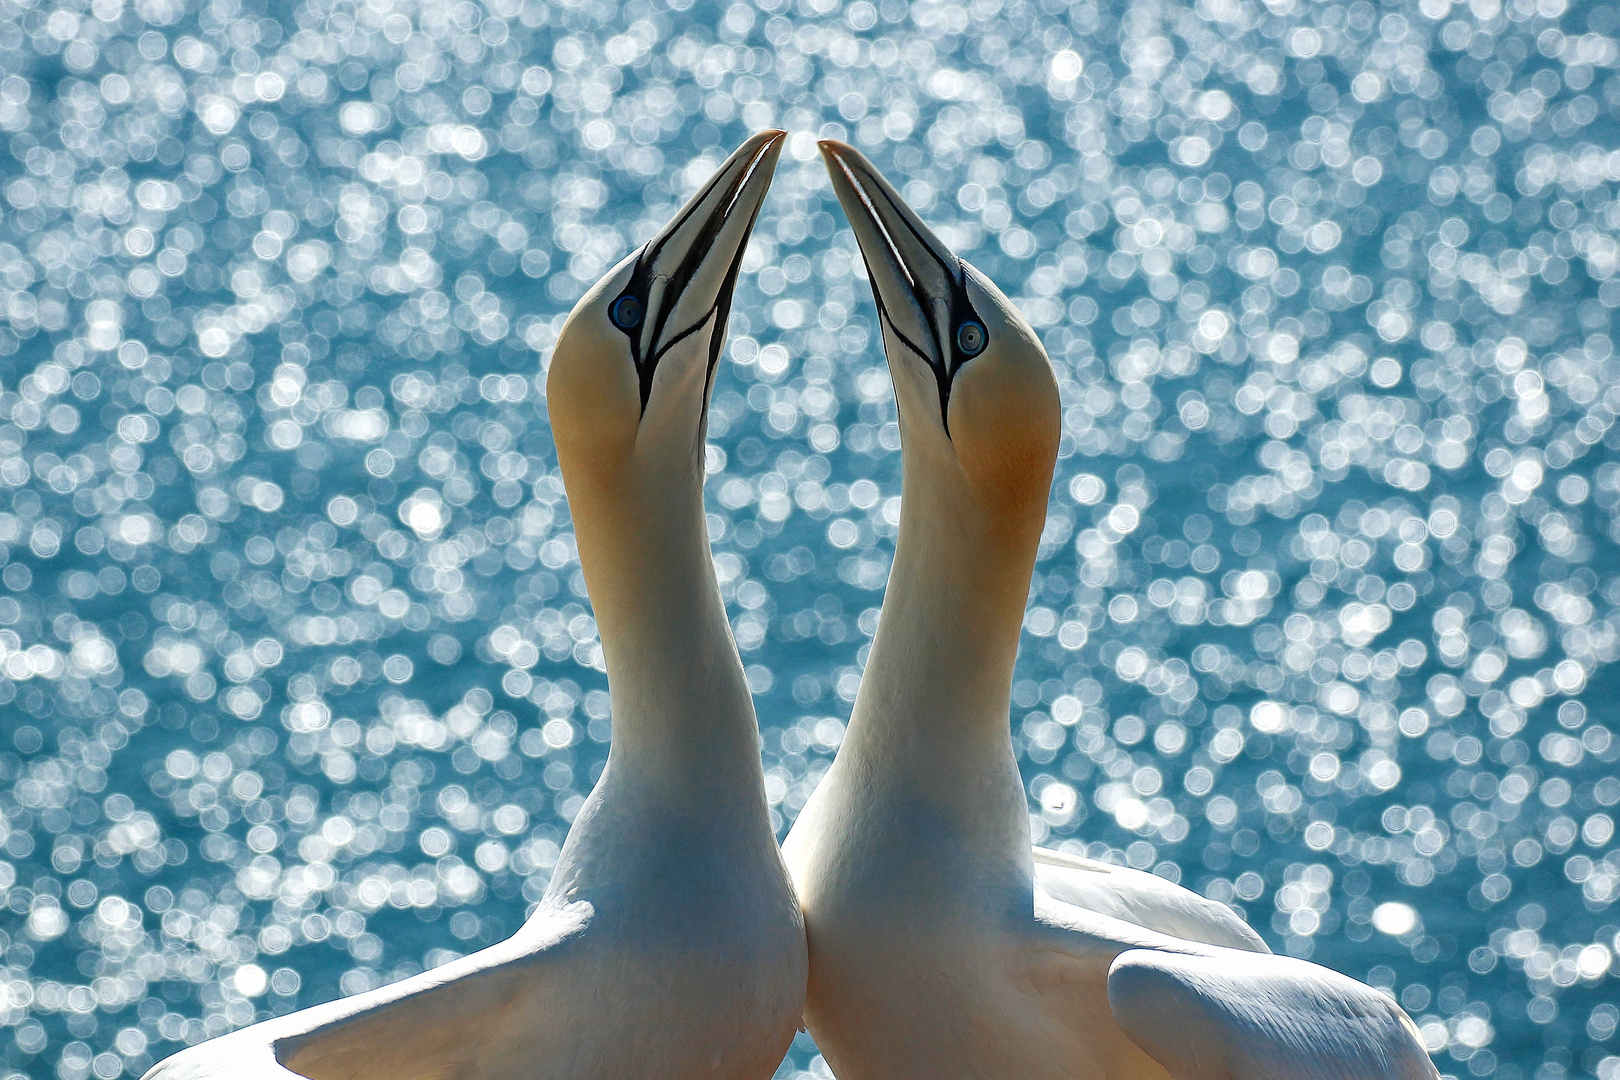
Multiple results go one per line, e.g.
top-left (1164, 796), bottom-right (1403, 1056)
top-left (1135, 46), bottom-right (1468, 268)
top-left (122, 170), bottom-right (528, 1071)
top-left (547, 131), bottom-right (786, 491)
top-left (818, 140), bottom-right (1060, 523)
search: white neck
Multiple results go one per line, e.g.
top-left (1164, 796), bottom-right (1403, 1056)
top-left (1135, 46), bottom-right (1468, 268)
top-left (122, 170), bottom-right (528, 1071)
top-left (837, 434), bottom-right (1045, 849)
top-left (566, 426), bottom-right (765, 809)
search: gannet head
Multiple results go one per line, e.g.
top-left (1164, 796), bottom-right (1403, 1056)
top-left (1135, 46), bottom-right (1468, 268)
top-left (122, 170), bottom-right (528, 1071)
top-left (818, 140), bottom-right (1059, 529)
top-left (548, 131), bottom-right (786, 494)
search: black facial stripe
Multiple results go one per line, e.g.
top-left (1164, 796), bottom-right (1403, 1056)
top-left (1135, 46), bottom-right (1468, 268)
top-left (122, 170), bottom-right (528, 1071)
top-left (839, 169), bottom-right (953, 364)
top-left (637, 154), bottom-right (743, 280)
top-left (612, 143), bottom-right (771, 413)
top-left (699, 191), bottom-right (761, 422)
top-left (876, 306), bottom-right (935, 375)
top-left (841, 159), bottom-right (987, 435)
top-left (650, 306), bottom-right (714, 369)
top-left (867, 178), bottom-right (988, 382)
top-left (881, 307), bottom-right (953, 436)
top-left (651, 305), bottom-right (720, 445)
top-left (856, 249), bottom-right (950, 435)
top-left (867, 175), bottom-right (961, 294)
top-left (664, 154), bottom-right (769, 431)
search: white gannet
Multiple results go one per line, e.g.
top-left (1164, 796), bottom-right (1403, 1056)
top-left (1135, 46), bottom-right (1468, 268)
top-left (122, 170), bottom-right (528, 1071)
top-left (782, 140), bottom-right (1438, 1080)
top-left (144, 130), bottom-right (806, 1080)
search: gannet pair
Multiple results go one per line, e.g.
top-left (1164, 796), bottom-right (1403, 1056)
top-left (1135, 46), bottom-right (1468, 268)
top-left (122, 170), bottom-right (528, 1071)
top-left (781, 141), bottom-right (1439, 1080)
top-left (143, 131), bottom-right (1436, 1080)
top-left (144, 131), bottom-right (806, 1080)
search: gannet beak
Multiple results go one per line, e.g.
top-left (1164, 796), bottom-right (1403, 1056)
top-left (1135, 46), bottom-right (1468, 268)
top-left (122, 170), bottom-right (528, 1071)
top-left (818, 139), bottom-right (987, 426)
top-left (610, 129), bottom-right (786, 409)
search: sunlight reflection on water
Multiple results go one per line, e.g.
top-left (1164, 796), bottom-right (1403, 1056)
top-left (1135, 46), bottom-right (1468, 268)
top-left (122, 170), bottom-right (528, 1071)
top-left (0, 0), bottom-right (1617, 1077)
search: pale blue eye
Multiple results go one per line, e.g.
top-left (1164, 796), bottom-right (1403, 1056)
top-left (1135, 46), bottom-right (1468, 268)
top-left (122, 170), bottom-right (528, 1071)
top-left (611, 295), bottom-right (643, 329)
top-left (956, 321), bottom-right (986, 356)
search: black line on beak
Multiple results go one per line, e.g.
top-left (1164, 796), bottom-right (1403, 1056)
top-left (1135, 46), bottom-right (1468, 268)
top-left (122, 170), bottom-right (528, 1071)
top-left (824, 150), bottom-right (953, 425)
top-left (611, 134), bottom-right (781, 414)
top-left (820, 142), bottom-right (987, 436)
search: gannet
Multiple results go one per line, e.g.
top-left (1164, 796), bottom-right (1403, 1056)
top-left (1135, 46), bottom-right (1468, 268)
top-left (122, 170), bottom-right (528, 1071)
top-left (144, 131), bottom-right (806, 1080)
top-left (782, 140), bottom-right (1438, 1080)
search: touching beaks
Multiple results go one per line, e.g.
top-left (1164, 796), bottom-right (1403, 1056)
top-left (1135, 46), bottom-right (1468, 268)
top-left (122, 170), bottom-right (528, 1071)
top-left (817, 139), bottom-right (989, 426)
top-left (610, 129), bottom-right (786, 410)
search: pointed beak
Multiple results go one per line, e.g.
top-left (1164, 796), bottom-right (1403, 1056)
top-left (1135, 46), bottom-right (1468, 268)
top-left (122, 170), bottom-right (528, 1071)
top-left (619, 130), bottom-right (785, 403)
top-left (817, 139), bottom-right (966, 382)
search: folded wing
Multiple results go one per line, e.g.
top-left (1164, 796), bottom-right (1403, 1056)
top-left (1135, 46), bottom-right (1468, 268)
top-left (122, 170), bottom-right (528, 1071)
top-left (142, 903), bottom-right (592, 1080)
top-left (1033, 846), bottom-right (1268, 954)
top-left (141, 1041), bottom-right (304, 1080)
top-left (1107, 949), bottom-right (1440, 1080)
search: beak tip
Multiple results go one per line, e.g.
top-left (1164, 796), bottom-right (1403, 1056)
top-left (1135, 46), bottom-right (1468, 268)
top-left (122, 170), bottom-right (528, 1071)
top-left (756, 129), bottom-right (787, 164)
top-left (737, 130), bottom-right (787, 164)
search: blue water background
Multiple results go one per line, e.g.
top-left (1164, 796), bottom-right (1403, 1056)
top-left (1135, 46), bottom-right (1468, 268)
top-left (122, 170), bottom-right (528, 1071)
top-left (0, 0), bottom-right (1617, 1076)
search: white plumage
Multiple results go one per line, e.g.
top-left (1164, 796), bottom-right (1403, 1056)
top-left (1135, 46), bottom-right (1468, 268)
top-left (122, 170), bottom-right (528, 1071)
top-left (143, 130), bottom-right (806, 1080)
top-left (784, 139), bottom-right (1439, 1080)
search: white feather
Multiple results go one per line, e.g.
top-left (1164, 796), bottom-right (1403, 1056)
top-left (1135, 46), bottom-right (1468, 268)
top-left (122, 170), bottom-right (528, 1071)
top-left (786, 141), bottom-right (1438, 1080)
top-left (142, 133), bottom-right (805, 1080)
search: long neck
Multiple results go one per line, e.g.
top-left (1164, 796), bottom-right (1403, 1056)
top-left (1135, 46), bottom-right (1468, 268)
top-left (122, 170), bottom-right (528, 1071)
top-left (842, 438), bottom-right (1046, 812)
top-left (567, 441), bottom-right (763, 804)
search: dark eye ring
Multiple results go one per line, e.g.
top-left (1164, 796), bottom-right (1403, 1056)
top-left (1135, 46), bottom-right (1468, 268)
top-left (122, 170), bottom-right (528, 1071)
top-left (956, 320), bottom-right (986, 356)
top-left (610, 295), bottom-right (643, 330)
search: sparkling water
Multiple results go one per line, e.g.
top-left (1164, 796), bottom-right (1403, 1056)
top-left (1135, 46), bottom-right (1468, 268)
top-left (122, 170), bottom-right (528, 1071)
top-left (0, 0), bottom-right (1616, 1076)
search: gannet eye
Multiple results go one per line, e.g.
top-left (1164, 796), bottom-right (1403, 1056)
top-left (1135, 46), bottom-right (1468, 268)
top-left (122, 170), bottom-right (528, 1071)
top-left (610, 295), bottom-right (643, 330)
top-left (956, 320), bottom-right (987, 357)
